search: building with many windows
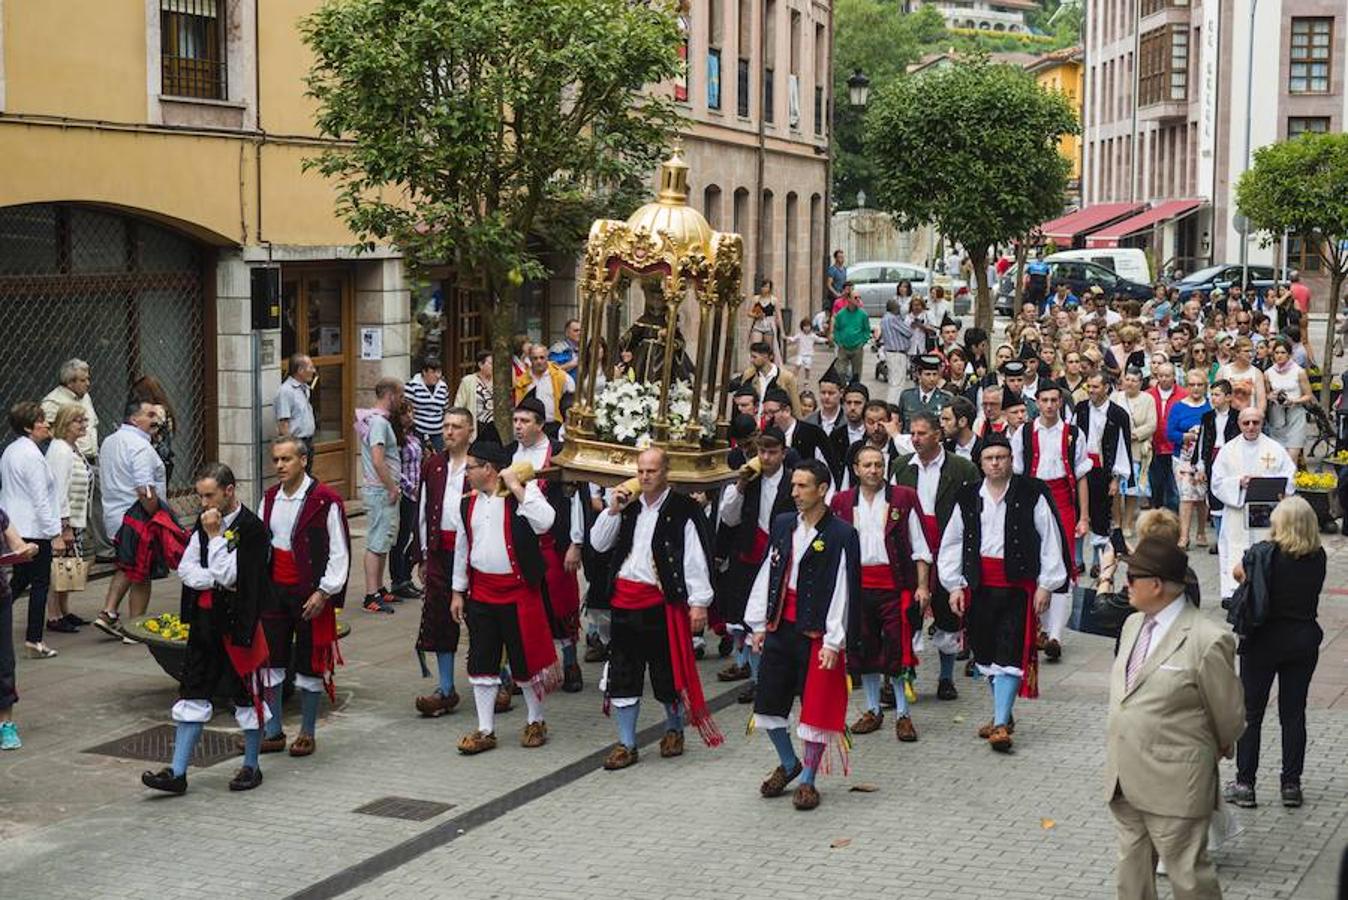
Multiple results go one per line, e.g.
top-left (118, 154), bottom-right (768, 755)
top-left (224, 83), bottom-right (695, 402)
top-left (1077, 0), bottom-right (1344, 301)
top-left (905, 0), bottom-right (1037, 34)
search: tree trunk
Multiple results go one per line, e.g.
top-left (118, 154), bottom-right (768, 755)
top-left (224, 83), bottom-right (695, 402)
top-left (489, 282), bottom-right (520, 440)
top-left (971, 246), bottom-right (992, 333)
top-left (1012, 241), bottom-right (1028, 312)
top-left (1321, 270), bottom-right (1344, 407)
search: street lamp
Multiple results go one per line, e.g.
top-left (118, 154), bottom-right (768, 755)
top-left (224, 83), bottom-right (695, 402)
top-left (847, 69), bottom-right (871, 108)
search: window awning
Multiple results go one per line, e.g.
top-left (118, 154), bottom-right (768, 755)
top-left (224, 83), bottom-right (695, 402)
top-left (1038, 203), bottom-right (1146, 244)
top-left (1085, 199), bottom-right (1205, 248)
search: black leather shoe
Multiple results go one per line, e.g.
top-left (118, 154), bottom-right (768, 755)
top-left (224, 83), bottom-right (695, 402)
top-left (936, 678), bottom-right (958, 701)
top-left (229, 766), bottom-right (264, 792)
top-left (562, 663), bottom-right (583, 693)
top-left (141, 767), bottom-right (187, 794)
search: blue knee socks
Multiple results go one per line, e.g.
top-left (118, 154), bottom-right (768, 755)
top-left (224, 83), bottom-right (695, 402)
top-left (862, 673), bottom-right (882, 714)
top-left (242, 728), bottom-right (261, 769)
top-left (561, 642), bottom-right (577, 668)
top-left (993, 674), bottom-right (1020, 726)
top-left (615, 702), bottom-right (640, 749)
top-left (939, 651), bottom-right (955, 682)
top-left (171, 721), bottom-right (204, 776)
top-left (800, 740), bottom-right (824, 786)
top-left (735, 633), bottom-right (750, 668)
top-left (748, 647), bottom-right (762, 684)
top-left (663, 702), bottom-right (682, 732)
top-left (765, 727), bottom-right (799, 772)
top-left (300, 689), bottom-right (321, 736)
top-left (264, 687), bottom-right (283, 738)
top-left (436, 652), bottom-right (456, 697)
top-left (894, 678), bottom-right (910, 718)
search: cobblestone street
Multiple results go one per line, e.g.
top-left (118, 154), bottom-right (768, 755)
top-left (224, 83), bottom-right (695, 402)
top-left (2, 503), bottom-right (1346, 899)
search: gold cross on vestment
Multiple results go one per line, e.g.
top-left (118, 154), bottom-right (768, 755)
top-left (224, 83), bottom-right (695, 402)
top-left (1260, 452), bottom-right (1278, 470)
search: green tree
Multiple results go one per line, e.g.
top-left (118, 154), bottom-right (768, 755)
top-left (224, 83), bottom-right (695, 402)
top-left (832, 0), bottom-right (944, 207)
top-left (1236, 132), bottom-right (1348, 403)
top-left (303, 0), bottom-right (683, 431)
top-left (863, 55), bottom-right (1078, 330)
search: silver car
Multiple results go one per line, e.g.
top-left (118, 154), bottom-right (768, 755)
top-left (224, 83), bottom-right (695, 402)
top-left (846, 261), bottom-right (970, 317)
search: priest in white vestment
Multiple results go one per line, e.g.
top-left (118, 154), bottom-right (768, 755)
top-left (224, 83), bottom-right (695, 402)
top-left (1210, 407), bottom-right (1296, 601)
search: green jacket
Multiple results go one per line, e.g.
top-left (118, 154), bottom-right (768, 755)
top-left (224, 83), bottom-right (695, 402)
top-left (832, 306), bottom-right (871, 350)
top-left (889, 450), bottom-right (979, 527)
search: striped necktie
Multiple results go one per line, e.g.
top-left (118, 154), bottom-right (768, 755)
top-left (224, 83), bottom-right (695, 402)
top-left (1125, 616), bottom-right (1159, 691)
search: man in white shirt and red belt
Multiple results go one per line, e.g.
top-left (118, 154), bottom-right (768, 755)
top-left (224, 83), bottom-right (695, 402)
top-left (258, 437), bottom-right (350, 758)
top-left (829, 445), bottom-right (931, 741)
top-left (451, 441), bottom-right (560, 755)
top-left (589, 448), bottom-right (723, 769)
top-left (1073, 373), bottom-right (1132, 564)
top-left (745, 459), bottom-right (860, 811)
top-left (939, 433), bottom-right (1067, 753)
top-left (1012, 381), bottom-right (1089, 663)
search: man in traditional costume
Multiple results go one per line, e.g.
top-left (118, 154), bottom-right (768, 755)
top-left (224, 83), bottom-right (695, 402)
top-left (257, 437), bottom-right (349, 758)
top-left (451, 441), bottom-right (561, 754)
top-left (141, 463), bottom-right (271, 794)
top-left (412, 408), bottom-right (474, 717)
top-left (1210, 407), bottom-right (1296, 602)
top-left (1012, 381), bottom-right (1089, 663)
top-left (830, 445), bottom-right (930, 741)
top-left (589, 448), bottom-right (723, 769)
top-left (507, 397), bottom-right (586, 693)
top-left (898, 355), bottom-right (953, 431)
top-left (1073, 374), bottom-right (1132, 557)
top-left (939, 433), bottom-right (1067, 753)
top-left (745, 459), bottom-right (860, 811)
top-left (716, 427), bottom-right (795, 704)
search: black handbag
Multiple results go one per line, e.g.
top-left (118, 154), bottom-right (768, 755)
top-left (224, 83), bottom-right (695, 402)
top-left (1076, 588), bottom-right (1134, 639)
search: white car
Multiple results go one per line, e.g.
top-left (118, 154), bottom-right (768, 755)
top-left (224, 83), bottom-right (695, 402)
top-left (846, 261), bottom-right (970, 317)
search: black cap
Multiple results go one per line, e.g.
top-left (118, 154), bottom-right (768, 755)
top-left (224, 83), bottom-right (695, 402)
top-left (1036, 379), bottom-right (1064, 398)
top-left (758, 425), bottom-right (787, 447)
top-left (1000, 360), bottom-right (1027, 377)
top-left (763, 386), bottom-right (792, 409)
top-left (730, 413), bottom-right (759, 441)
top-left (1002, 391), bottom-right (1026, 411)
top-left (1019, 342), bottom-right (1040, 361)
top-left (468, 440), bottom-right (512, 469)
top-left (515, 397), bottom-right (546, 421)
top-left (915, 354), bottom-right (942, 372)
top-left (980, 432), bottom-right (1013, 455)
top-left (818, 370), bottom-right (845, 387)
top-left (733, 384), bottom-right (758, 400)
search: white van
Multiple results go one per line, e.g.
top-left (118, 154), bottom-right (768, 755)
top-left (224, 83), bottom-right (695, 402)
top-left (1046, 248), bottom-right (1152, 285)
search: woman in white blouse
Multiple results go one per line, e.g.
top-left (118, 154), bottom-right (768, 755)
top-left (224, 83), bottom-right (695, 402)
top-left (46, 404), bottom-right (93, 634)
top-left (0, 403), bottom-right (65, 658)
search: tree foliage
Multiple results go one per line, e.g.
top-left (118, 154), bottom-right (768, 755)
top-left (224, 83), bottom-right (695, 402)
top-left (1236, 132), bottom-right (1348, 402)
top-left (302, 0), bottom-right (683, 428)
top-left (864, 55), bottom-right (1078, 330)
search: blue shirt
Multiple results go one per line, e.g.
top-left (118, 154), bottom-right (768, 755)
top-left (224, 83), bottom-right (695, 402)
top-left (827, 264), bottom-right (847, 298)
top-left (1166, 399), bottom-right (1212, 460)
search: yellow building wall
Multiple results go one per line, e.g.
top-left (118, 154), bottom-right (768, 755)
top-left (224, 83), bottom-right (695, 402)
top-left (260, 0), bottom-right (325, 137)
top-left (1034, 60), bottom-right (1084, 182)
top-left (2, 0), bottom-right (148, 122)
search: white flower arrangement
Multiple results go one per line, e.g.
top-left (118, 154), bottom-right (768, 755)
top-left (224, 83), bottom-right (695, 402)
top-left (594, 378), bottom-right (696, 446)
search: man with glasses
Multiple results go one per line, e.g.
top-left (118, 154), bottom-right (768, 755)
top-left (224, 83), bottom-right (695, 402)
top-left (938, 432), bottom-right (1066, 753)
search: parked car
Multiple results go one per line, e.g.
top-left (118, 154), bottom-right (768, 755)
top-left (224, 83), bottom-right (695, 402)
top-left (1170, 264), bottom-right (1284, 301)
top-left (847, 261), bottom-right (971, 317)
top-left (996, 259), bottom-right (1153, 315)
top-left (1047, 248), bottom-right (1152, 285)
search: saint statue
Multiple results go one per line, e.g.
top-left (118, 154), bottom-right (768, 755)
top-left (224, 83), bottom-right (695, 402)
top-left (616, 280), bottom-right (694, 383)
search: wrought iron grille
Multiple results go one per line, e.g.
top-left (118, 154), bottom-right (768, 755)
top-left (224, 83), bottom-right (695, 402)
top-left (161, 0), bottom-right (228, 100)
top-left (0, 203), bottom-right (208, 505)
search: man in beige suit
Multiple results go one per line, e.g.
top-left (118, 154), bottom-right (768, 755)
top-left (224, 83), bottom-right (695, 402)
top-left (1105, 537), bottom-right (1245, 900)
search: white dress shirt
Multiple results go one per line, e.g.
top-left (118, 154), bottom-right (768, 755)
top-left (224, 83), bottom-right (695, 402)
top-left (744, 516), bottom-right (850, 650)
top-left (818, 408), bottom-right (842, 434)
top-left (589, 487), bottom-right (713, 607)
top-left (937, 480), bottom-right (1067, 592)
top-left (98, 424), bottom-right (166, 537)
top-left (1131, 595), bottom-right (1187, 664)
top-left (267, 474), bottom-right (351, 597)
top-left (754, 363), bottom-right (780, 405)
top-left (951, 434), bottom-right (978, 461)
top-left (0, 436), bottom-right (61, 540)
top-left (451, 482), bottom-right (555, 592)
top-left (512, 437), bottom-right (584, 543)
top-left (906, 448), bottom-right (946, 515)
top-left (1013, 418), bottom-right (1093, 481)
top-left (853, 488), bottom-right (931, 566)
top-left (718, 466), bottom-right (785, 533)
top-left (178, 506), bottom-right (243, 591)
top-left (528, 370), bottom-right (575, 423)
top-left (1084, 400), bottom-right (1132, 478)
top-left (417, 455), bottom-right (469, 553)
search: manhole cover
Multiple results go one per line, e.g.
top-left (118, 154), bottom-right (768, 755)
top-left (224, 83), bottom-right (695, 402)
top-left (353, 797), bottom-right (455, 821)
top-left (83, 724), bottom-right (238, 769)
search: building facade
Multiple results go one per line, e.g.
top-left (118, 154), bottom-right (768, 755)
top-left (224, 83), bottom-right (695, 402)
top-left (1082, 0), bottom-right (1345, 300)
top-left (0, 0), bottom-right (409, 505)
top-left (907, 0), bottom-right (1036, 33)
top-left (1026, 46), bottom-right (1085, 202)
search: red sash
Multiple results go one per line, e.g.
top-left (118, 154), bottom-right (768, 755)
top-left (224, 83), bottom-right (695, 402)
top-left (196, 588), bottom-right (213, 611)
top-left (782, 587), bottom-right (799, 623)
top-left (919, 513), bottom-right (940, 570)
top-left (861, 564), bottom-right (896, 590)
top-left (1088, 451), bottom-right (1102, 470)
top-left (738, 527), bottom-right (771, 565)
top-left (472, 571), bottom-right (558, 683)
top-left (612, 578), bottom-right (664, 610)
top-left (439, 530), bottom-right (457, 551)
top-left (977, 558), bottom-right (1040, 699)
top-left (1031, 422), bottom-right (1078, 570)
top-left (271, 548), bottom-right (301, 586)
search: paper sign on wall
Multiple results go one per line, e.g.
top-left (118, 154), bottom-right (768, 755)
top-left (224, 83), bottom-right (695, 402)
top-left (360, 327), bottom-right (383, 360)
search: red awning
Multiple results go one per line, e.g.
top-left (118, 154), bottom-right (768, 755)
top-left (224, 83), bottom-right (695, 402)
top-left (1038, 202), bottom-right (1146, 243)
top-left (1085, 199), bottom-right (1205, 248)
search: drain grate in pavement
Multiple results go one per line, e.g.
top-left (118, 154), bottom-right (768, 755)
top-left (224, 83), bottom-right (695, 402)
top-left (83, 724), bottom-right (238, 769)
top-left (353, 797), bottom-right (455, 821)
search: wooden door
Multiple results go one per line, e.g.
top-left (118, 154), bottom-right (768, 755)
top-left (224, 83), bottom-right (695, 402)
top-left (281, 269), bottom-right (355, 497)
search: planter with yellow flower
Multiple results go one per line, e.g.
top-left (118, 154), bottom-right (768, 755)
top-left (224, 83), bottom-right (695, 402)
top-left (1293, 469), bottom-right (1340, 532)
top-left (126, 612), bottom-right (351, 686)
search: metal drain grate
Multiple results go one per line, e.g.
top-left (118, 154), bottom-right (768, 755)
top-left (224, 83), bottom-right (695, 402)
top-left (353, 797), bottom-right (455, 821)
top-left (83, 724), bottom-right (238, 769)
